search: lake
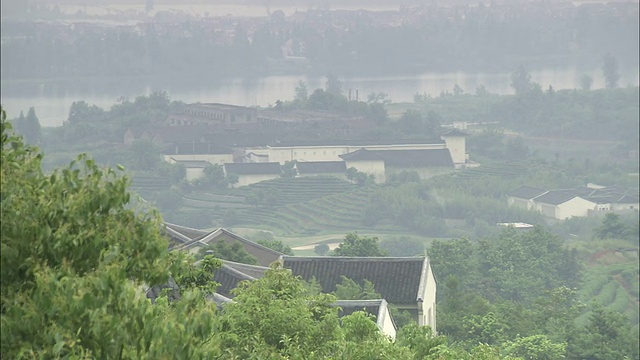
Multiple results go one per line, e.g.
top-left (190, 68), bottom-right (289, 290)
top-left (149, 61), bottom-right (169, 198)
top-left (1, 66), bottom-right (638, 127)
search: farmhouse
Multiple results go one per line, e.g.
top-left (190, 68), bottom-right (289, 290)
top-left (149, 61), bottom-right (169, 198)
top-left (223, 162), bottom-right (283, 187)
top-left (162, 224), bottom-right (438, 333)
top-left (282, 256), bottom-right (437, 330)
top-left (508, 184), bottom-right (639, 220)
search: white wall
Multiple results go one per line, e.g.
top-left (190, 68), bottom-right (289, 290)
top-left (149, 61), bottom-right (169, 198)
top-left (420, 262), bottom-right (437, 332)
top-left (185, 167), bottom-right (205, 181)
top-left (442, 136), bottom-right (466, 166)
top-left (268, 143), bottom-right (447, 164)
top-left (556, 197), bottom-right (597, 219)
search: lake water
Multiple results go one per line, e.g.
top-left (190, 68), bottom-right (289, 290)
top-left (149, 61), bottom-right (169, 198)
top-left (1, 67), bottom-right (638, 127)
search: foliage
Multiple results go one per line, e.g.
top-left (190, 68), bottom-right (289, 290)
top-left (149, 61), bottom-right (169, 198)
top-left (380, 236), bottom-right (425, 257)
top-left (503, 335), bottom-right (566, 360)
top-left (0, 108), bottom-right (220, 358)
top-left (602, 54), bottom-right (620, 89)
top-left (196, 241), bottom-right (258, 265)
top-left (594, 212), bottom-right (635, 242)
top-left (334, 276), bottom-right (381, 300)
top-left (314, 243), bottom-right (330, 256)
top-left (256, 239), bottom-right (294, 256)
top-left (334, 233), bottom-right (388, 257)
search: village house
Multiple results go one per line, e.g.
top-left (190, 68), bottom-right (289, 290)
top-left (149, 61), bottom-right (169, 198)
top-left (223, 162), bottom-right (283, 187)
top-left (508, 184), bottom-right (639, 220)
top-left (162, 224), bottom-right (438, 334)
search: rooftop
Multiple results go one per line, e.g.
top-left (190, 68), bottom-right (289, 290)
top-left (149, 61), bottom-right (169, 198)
top-left (224, 162), bottom-right (283, 175)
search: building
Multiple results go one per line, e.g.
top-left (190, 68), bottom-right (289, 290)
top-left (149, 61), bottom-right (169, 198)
top-left (282, 256), bottom-right (437, 330)
top-left (223, 162), bottom-right (283, 187)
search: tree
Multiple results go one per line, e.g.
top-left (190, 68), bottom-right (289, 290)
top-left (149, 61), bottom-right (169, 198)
top-left (1, 107), bottom-right (221, 358)
top-left (314, 243), bottom-right (330, 255)
top-left (197, 240), bottom-right (258, 264)
top-left (594, 212), bottom-right (630, 240)
top-left (334, 233), bottom-right (388, 257)
top-left (325, 74), bottom-right (343, 95)
top-left (567, 307), bottom-right (638, 360)
top-left (503, 335), bottom-right (566, 360)
top-left (294, 80), bottom-right (308, 102)
top-left (282, 160), bottom-right (297, 178)
top-left (334, 276), bottom-right (381, 300)
top-left (256, 239), bottom-right (294, 255)
top-left (22, 106), bottom-right (41, 144)
top-left (602, 54), bottom-right (620, 89)
top-left (453, 84), bottom-right (464, 96)
top-left (129, 138), bottom-right (160, 170)
top-left (511, 65), bottom-right (532, 96)
top-left (580, 75), bottom-right (593, 91)
top-left (399, 109), bottom-right (423, 134)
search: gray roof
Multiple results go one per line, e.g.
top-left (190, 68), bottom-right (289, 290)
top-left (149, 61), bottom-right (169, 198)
top-left (224, 162), bottom-right (282, 175)
top-left (170, 159), bottom-right (211, 168)
top-left (340, 148), bottom-right (454, 167)
top-left (296, 161), bottom-right (347, 174)
top-left (177, 228), bottom-right (283, 267)
top-left (213, 263), bottom-right (257, 299)
top-left (164, 222), bottom-right (210, 249)
top-left (441, 129), bottom-right (468, 137)
top-left (333, 299), bottom-right (395, 333)
top-left (270, 139), bottom-right (445, 148)
top-left (533, 191), bottom-right (578, 205)
top-left (146, 277), bottom-right (181, 303)
top-left (508, 186), bottom-right (548, 200)
top-left (282, 256), bottom-right (430, 305)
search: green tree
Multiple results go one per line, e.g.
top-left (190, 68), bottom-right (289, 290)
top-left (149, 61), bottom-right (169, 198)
top-left (129, 138), bottom-right (160, 170)
top-left (22, 106), bottom-right (41, 144)
top-left (594, 212), bottom-right (630, 240)
top-left (294, 80), bottom-right (308, 102)
top-left (197, 241), bottom-right (258, 264)
top-left (334, 276), bottom-right (381, 300)
top-left (511, 65), bottom-right (532, 96)
top-left (503, 335), bottom-right (566, 360)
top-left (0, 108), bottom-right (221, 358)
top-left (602, 54), bottom-right (620, 89)
top-left (256, 239), bottom-right (294, 255)
top-left (580, 74), bottom-right (593, 91)
top-left (282, 160), bottom-right (298, 178)
top-left (567, 307), bottom-right (638, 360)
top-left (314, 243), bottom-right (330, 255)
top-left (334, 233), bottom-right (388, 257)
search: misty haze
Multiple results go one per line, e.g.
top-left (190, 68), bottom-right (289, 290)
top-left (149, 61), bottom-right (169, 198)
top-left (1, 0), bottom-right (638, 358)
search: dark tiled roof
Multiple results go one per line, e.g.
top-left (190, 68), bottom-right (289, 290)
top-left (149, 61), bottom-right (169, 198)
top-left (533, 191), bottom-right (578, 205)
top-left (441, 129), bottom-right (468, 137)
top-left (334, 299), bottom-right (385, 318)
top-left (164, 222), bottom-right (209, 242)
top-left (270, 139), bottom-right (445, 147)
top-left (222, 260), bottom-right (269, 279)
top-left (170, 159), bottom-right (211, 168)
top-left (184, 228), bottom-right (283, 267)
top-left (616, 195), bottom-right (639, 204)
top-left (213, 264), bottom-right (256, 299)
top-left (283, 256), bottom-right (428, 305)
top-left (339, 148), bottom-right (385, 161)
top-left (296, 161), bottom-right (347, 174)
top-left (340, 149), bottom-right (454, 167)
top-left (146, 277), bottom-right (181, 303)
top-left (224, 162), bottom-right (282, 175)
top-left (377, 149), bottom-right (453, 167)
top-left (508, 186), bottom-right (548, 200)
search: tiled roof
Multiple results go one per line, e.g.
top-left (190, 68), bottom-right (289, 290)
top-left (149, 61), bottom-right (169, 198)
top-left (282, 256), bottom-right (429, 305)
top-left (508, 186), bottom-right (548, 200)
top-left (222, 260), bottom-right (269, 279)
top-left (296, 161), bottom-right (347, 174)
top-left (170, 159), bottom-right (211, 168)
top-left (339, 148), bottom-right (385, 161)
top-left (224, 162), bottom-right (282, 175)
top-left (441, 129), bottom-right (468, 137)
top-left (340, 149), bottom-right (454, 167)
top-left (334, 299), bottom-right (395, 335)
top-left (178, 228), bottom-right (283, 267)
top-left (533, 191), bottom-right (577, 205)
top-left (146, 277), bottom-right (181, 303)
top-left (270, 139), bottom-right (445, 148)
top-left (213, 263), bottom-right (256, 299)
top-left (164, 222), bottom-right (209, 249)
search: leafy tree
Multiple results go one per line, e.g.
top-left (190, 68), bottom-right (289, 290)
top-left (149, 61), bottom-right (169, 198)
top-left (580, 75), bottom-right (593, 91)
top-left (380, 236), bottom-right (425, 256)
top-left (22, 106), bottom-right (41, 144)
top-left (314, 243), bottom-right (330, 255)
top-left (334, 233), bottom-right (388, 257)
top-left (197, 240), bottom-right (258, 265)
top-left (511, 65), bottom-right (532, 96)
top-left (256, 239), bottom-right (294, 255)
top-left (0, 108), bottom-right (220, 358)
top-left (281, 160), bottom-right (297, 178)
top-left (567, 307), bottom-right (638, 360)
top-left (294, 80), bottom-right (308, 102)
top-left (325, 74), bottom-right (343, 95)
top-left (129, 138), bottom-right (160, 170)
top-left (503, 335), bottom-right (566, 360)
top-left (602, 54), bottom-right (620, 89)
top-left (594, 212), bottom-right (630, 240)
top-left (334, 276), bottom-right (381, 300)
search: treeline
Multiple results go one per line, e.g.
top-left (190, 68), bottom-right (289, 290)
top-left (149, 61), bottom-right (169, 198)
top-left (1, 2), bottom-right (637, 80)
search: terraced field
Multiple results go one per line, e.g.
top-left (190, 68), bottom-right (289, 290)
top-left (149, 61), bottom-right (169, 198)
top-left (235, 176), bottom-right (357, 205)
top-left (579, 249), bottom-right (639, 325)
